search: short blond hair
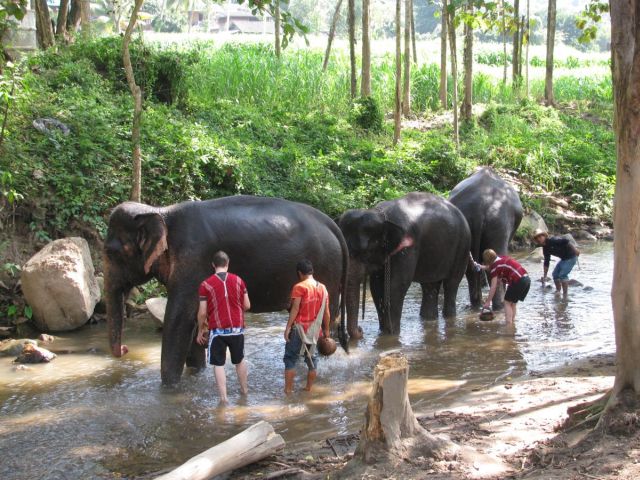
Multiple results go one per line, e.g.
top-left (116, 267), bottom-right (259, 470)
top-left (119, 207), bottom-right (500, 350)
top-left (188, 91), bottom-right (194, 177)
top-left (482, 249), bottom-right (497, 266)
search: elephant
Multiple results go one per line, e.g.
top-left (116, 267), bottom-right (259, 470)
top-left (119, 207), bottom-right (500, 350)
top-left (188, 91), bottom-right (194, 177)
top-left (337, 192), bottom-right (471, 337)
top-left (104, 196), bottom-right (348, 385)
top-left (449, 167), bottom-right (523, 309)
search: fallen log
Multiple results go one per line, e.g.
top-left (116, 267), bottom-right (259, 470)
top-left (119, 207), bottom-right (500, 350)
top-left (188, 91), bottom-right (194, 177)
top-left (155, 421), bottom-right (285, 480)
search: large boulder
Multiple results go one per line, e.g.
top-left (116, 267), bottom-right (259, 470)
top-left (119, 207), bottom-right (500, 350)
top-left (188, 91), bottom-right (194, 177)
top-left (519, 211), bottom-right (549, 239)
top-left (21, 237), bottom-right (100, 332)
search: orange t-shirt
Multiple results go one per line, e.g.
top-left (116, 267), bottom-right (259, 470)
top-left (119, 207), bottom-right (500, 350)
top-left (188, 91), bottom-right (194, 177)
top-left (291, 279), bottom-right (328, 332)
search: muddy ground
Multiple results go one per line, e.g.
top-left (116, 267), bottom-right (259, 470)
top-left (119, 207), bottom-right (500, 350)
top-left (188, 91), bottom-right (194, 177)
top-left (222, 353), bottom-right (639, 480)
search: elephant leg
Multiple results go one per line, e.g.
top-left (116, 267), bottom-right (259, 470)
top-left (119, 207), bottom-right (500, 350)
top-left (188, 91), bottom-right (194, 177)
top-left (161, 285), bottom-right (201, 385)
top-left (420, 282), bottom-right (440, 320)
top-left (345, 261), bottom-right (365, 339)
top-left (186, 333), bottom-right (206, 372)
top-left (369, 270), bottom-right (387, 332)
top-left (492, 282), bottom-right (505, 311)
top-left (370, 265), bottom-right (412, 334)
top-left (442, 278), bottom-right (460, 318)
top-left (467, 267), bottom-right (483, 307)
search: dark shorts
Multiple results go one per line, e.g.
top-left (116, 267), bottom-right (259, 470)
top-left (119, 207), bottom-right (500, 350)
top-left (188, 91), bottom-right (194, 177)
top-left (208, 333), bottom-right (244, 366)
top-left (283, 327), bottom-right (318, 371)
top-left (504, 276), bottom-right (530, 303)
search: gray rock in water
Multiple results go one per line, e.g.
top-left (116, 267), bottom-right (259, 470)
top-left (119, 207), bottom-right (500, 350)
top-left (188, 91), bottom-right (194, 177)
top-left (571, 230), bottom-right (597, 242)
top-left (145, 297), bottom-right (167, 325)
top-left (14, 343), bottom-right (56, 363)
top-left (21, 237), bottom-right (100, 332)
top-left (0, 339), bottom-right (38, 357)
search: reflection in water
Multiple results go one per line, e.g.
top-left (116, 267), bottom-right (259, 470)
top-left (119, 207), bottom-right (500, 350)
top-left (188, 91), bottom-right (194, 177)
top-left (0, 243), bottom-right (614, 479)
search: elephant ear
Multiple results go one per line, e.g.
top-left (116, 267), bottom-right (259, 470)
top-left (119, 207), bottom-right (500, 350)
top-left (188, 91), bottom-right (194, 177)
top-left (134, 212), bottom-right (168, 274)
top-left (383, 220), bottom-right (414, 256)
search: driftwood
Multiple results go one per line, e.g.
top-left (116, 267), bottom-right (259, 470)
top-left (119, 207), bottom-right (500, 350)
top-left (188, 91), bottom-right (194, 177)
top-left (156, 421), bottom-right (285, 480)
top-left (355, 351), bottom-right (451, 464)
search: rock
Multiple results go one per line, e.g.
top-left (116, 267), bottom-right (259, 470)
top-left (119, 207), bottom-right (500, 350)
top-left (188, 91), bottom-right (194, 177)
top-left (32, 117), bottom-right (70, 136)
top-left (14, 343), bottom-right (56, 363)
top-left (568, 279), bottom-right (584, 287)
top-left (592, 226), bottom-right (614, 241)
top-left (0, 326), bottom-right (15, 338)
top-left (145, 297), bottom-right (167, 325)
top-left (13, 364), bottom-right (30, 371)
top-left (21, 237), bottom-right (100, 332)
top-left (0, 339), bottom-right (38, 357)
top-left (527, 247), bottom-right (544, 261)
top-left (518, 211), bottom-right (548, 240)
top-left (571, 230), bottom-right (597, 242)
top-left (38, 333), bottom-right (55, 343)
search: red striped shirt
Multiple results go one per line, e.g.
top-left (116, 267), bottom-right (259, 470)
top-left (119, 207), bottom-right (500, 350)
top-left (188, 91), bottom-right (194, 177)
top-left (198, 272), bottom-right (247, 330)
top-left (489, 256), bottom-right (528, 286)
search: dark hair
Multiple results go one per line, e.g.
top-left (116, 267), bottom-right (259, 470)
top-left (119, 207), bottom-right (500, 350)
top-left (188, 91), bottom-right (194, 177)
top-left (212, 251), bottom-right (229, 268)
top-left (296, 259), bottom-right (314, 275)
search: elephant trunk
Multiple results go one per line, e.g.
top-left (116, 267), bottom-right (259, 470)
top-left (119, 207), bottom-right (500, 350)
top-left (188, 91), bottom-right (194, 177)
top-left (345, 258), bottom-right (366, 339)
top-left (105, 263), bottom-right (130, 357)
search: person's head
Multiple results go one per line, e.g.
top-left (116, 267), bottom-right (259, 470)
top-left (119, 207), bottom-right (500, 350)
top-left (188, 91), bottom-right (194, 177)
top-left (533, 229), bottom-right (548, 245)
top-left (212, 250), bottom-right (230, 269)
top-left (482, 249), bottom-right (497, 266)
top-left (296, 259), bottom-right (314, 278)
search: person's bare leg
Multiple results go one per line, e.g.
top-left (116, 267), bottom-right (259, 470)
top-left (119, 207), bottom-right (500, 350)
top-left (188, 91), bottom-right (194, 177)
top-left (214, 365), bottom-right (228, 403)
top-left (504, 301), bottom-right (515, 324)
top-left (284, 369), bottom-right (295, 395)
top-left (561, 281), bottom-right (569, 296)
top-left (554, 279), bottom-right (561, 292)
top-left (304, 369), bottom-right (317, 392)
top-left (235, 359), bottom-right (248, 395)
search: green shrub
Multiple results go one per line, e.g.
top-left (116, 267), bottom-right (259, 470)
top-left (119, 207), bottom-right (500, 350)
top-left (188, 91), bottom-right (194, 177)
top-left (349, 96), bottom-right (383, 131)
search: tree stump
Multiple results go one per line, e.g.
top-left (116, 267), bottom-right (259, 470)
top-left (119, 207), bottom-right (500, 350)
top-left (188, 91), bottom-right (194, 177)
top-left (355, 351), bottom-right (452, 464)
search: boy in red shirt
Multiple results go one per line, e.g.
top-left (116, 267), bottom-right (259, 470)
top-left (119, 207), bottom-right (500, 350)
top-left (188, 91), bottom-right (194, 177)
top-left (477, 249), bottom-right (530, 324)
top-left (197, 251), bottom-right (251, 403)
top-left (283, 259), bottom-right (330, 394)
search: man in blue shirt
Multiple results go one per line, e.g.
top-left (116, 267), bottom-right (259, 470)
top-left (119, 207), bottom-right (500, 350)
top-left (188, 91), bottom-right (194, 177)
top-left (533, 229), bottom-right (580, 296)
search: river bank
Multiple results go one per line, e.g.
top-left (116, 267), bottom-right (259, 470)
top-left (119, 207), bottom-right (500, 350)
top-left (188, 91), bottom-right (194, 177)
top-left (226, 352), bottom-right (639, 480)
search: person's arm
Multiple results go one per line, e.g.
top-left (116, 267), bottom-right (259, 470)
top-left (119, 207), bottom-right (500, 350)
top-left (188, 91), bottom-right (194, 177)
top-left (542, 247), bottom-right (550, 284)
top-left (197, 300), bottom-right (208, 345)
top-left (243, 292), bottom-right (251, 311)
top-left (284, 297), bottom-right (301, 342)
top-left (570, 243), bottom-right (580, 257)
top-left (322, 294), bottom-right (330, 338)
top-left (484, 276), bottom-right (499, 309)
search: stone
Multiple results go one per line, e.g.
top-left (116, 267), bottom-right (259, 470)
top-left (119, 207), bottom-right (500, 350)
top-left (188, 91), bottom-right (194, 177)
top-left (145, 297), bottom-right (167, 325)
top-left (14, 343), bottom-right (56, 363)
top-left (518, 211), bottom-right (548, 240)
top-left (571, 230), bottom-right (597, 242)
top-left (592, 226), bottom-right (614, 241)
top-left (38, 333), bottom-right (55, 343)
top-left (21, 237), bottom-right (100, 332)
top-left (0, 339), bottom-right (38, 357)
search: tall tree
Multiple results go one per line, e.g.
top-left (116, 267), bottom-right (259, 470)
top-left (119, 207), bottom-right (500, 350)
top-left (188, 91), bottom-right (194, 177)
top-left (502, 0), bottom-right (507, 84)
top-left (604, 0), bottom-right (640, 427)
top-left (544, 0), bottom-right (556, 105)
top-left (56, 0), bottom-right (70, 41)
top-left (447, 6), bottom-right (459, 147)
top-left (67, 0), bottom-right (82, 32)
top-left (461, 0), bottom-right (473, 121)
top-left (512, 0), bottom-right (521, 88)
top-left (439, 0), bottom-right (448, 109)
top-left (275, 1), bottom-right (281, 58)
top-left (323, 0), bottom-right (344, 71)
top-left (361, 0), bottom-right (371, 96)
top-left (524, 0), bottom-right (529, 97)
top-left (34, 0), bottom-right (55, 49)
top-left (410, 0), bottom-right (417, 63)
top-left (348, 0), bottom-right (357, 98)
top-left (80, 0), bottom-right (90, 36)
top-left (393, 0), bottom-right (401, 144)
top-left (402, 0), bottom-right (411, 115)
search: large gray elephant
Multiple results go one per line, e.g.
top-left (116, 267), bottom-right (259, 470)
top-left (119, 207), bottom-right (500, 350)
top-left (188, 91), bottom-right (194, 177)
top-left (449, 167), bottom-right (523, 308)
top-left (337, 192), bottom-right (471, 337)
top-left (104, 196), bottom-right (348, 385)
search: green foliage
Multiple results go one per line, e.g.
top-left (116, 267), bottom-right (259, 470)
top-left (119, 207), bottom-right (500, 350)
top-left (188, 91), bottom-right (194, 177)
top-left (349, 96), bottom-right (383, 131)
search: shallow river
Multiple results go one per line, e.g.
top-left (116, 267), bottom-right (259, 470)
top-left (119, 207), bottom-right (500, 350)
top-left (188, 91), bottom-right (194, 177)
top-left (0, 243), bottom-right (615, 479)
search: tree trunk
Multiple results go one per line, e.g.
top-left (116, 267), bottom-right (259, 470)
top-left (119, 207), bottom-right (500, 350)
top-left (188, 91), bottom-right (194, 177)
top-left (410, 0), bottom-right (417, 63)
top-left (544, 0), bottom-right (556, 105)
top-left (80, 0), bottom-right (90, 37)
top-left (502, 0), bottom-right (507, 84)
top-left (356, 352), bottom-right (451, 463)
top-left (447, 9), bottom-right (459, 148)
top-left (35, 0), bottom-right (55, 49)
top-left (187, 0), bottom-right (195, 33)
top-left (361, 0), bottom-right (371, 96)
top-left (348, 0), bottom-right (357, 98)
top-left (122, 0), bottom-right (144, 203)
top-left (525, 0), bottom-right (530, 97)
top-left (393, 0), bottom-right (402, 144)
top-left (274, 1), bottom-right (281, 58)
top-left (402, 0), bottom-right (411, 115)
top-left (156, 421), bottom-right (285, 480)
top-left (56, 0), bottom-right (69, 40)
top-left (604, 0), bottom-right (640, 423)
top-left (461, 0), bottom-right (473, 121)
top-left (68, 0), bottom-right (82, 33)
top-left (439, 0), bottom-right (447, 109)
top-left (323, 0), bottom-right (344, 71)
top-left (512, 0), bottom-right (521, 89)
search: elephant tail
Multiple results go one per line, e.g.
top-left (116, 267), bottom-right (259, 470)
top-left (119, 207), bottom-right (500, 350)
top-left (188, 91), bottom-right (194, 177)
top-left (337, 226), bottom-right (349, 354)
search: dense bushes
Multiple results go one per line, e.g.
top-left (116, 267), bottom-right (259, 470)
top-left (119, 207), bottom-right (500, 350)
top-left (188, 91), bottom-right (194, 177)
top-left (0, 38), bottom-right (615, 241)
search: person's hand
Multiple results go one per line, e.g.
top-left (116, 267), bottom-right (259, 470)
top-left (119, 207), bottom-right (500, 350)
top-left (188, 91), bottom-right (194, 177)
top-left (482, 301), bottom-right (491, 310)
top-left (196, 329), bottom-right (208, 346)
top-left (324, 329), bottom-right (330, 339)
top-left (284, 326), bottom-right (291, 342)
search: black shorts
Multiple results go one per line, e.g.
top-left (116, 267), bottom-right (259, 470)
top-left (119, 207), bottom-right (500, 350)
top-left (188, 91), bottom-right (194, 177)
top-left (504, 276), bottom-right (530, 303)
top-left (208, 334), bottom-right (244, 366)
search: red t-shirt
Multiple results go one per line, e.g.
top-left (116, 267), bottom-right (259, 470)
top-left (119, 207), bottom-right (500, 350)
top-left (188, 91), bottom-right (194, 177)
top-left (489, 256), bottom-right (528, 286)
top-left (198, 272), bottom-right (247, 330)
top-left (291, 279), bottom-right (328, 333)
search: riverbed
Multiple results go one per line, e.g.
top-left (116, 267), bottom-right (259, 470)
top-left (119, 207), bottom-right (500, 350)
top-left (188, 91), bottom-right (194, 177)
top-left (0, 243), bottom-right (614, 479)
